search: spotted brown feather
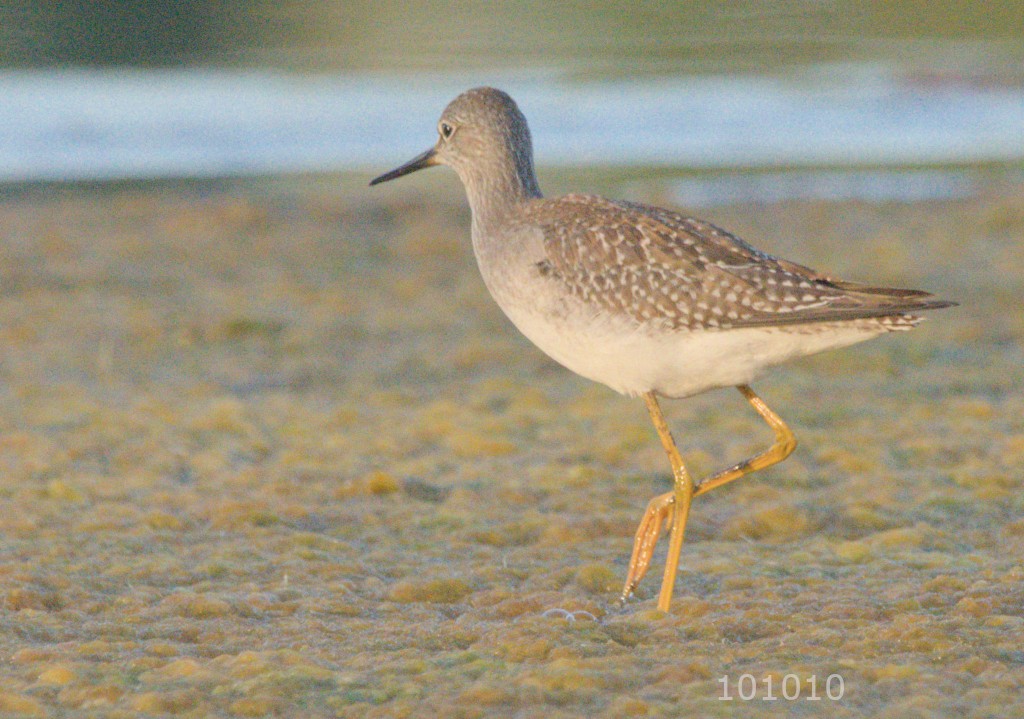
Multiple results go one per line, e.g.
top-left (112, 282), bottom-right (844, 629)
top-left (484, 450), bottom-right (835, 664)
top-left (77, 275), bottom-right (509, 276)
top-left (523, 194), bottom-right (952, 332)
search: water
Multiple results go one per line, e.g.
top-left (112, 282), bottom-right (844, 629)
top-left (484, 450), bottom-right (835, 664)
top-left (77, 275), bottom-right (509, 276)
top-left (3, 1), bottom-right (1024, 197)
top-left (664, 169), bottom-right (986, 208)
top-left (3, 67), bottom-right (1023, 187)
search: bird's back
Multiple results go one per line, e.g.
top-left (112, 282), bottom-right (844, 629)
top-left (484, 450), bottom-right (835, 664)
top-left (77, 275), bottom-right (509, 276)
top-left (510, 193), bottom-right (953, 334)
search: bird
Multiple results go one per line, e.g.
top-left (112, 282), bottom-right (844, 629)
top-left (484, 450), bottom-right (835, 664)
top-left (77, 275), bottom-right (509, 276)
top-left (370, 87), bottom-right (954, 612)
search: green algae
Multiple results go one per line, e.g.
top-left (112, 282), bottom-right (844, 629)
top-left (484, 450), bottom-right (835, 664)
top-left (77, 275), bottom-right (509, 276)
top-left (0, 179), bottom-right (1020, 717)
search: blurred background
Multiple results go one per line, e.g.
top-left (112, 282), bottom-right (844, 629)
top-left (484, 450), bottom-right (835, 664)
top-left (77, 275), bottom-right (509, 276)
top-left (1, 0), bottom-right (1023, 201)
top-left (3, 7), bottom-right (1024, 718)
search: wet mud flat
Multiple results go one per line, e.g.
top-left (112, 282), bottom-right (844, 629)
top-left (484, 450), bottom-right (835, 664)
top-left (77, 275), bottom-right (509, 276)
top-left (0, 176), bottom-right (1021, 717)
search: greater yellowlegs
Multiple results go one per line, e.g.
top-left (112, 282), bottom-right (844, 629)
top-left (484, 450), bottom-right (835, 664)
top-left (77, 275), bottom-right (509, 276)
top-left (370, 87), bottom-right (954, 612)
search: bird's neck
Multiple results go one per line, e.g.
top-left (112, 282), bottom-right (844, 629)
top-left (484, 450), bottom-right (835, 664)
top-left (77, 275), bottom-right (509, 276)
top-left (461, 152), bottom-right (542, 237)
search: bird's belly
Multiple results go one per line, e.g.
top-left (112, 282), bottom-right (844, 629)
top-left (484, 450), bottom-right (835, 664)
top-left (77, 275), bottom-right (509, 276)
top-left (498, 297), bottom-right (886, 398)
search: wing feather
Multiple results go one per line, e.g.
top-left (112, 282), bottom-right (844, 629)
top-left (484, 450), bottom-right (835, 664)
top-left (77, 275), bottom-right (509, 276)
top-left (525, 194), bottom-right (954, 330)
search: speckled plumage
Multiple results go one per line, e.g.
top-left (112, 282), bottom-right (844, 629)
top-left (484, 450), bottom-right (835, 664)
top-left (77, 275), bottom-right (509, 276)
top-left (370, 86), bottom-right (955, 612)
top-left (371, 87), bottom-right (952, 399)
top-left (520, 193), bottom-right (946, 332)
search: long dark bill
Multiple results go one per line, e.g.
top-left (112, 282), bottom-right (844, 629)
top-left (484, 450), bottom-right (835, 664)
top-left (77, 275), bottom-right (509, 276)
top-left (369, 147), bottom-right (438, 186)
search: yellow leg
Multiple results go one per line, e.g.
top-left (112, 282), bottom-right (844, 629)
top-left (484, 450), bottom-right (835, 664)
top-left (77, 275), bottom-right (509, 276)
top-left (620, 392), bottom-right (695, 612)
top-left (620, 385), bottom-right (797, 610)
top-left (621, 492), bottom-right (674, 604)
top-left (694, 385), bottom-right (797, 497)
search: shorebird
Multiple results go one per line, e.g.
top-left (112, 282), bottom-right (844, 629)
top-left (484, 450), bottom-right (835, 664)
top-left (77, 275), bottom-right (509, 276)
top-left (370, 87), bottom-right (954, 612)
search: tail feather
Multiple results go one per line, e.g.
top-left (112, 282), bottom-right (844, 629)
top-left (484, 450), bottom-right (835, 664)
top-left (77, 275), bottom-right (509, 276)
top-left (730, 281), bottom-right (956, 329)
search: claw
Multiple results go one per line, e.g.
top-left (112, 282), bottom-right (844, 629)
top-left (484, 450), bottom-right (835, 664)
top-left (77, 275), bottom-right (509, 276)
top-left (620, 492), bottom-right (674, 603)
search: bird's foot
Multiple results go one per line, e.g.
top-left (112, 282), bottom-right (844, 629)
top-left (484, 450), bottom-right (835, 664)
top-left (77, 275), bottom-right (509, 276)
top-left (619, 491), bottom-right (675, 604)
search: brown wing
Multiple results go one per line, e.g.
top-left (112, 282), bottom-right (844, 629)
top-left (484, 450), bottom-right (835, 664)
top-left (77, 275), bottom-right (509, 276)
top-left (531, 194), bottom-right (954, 331)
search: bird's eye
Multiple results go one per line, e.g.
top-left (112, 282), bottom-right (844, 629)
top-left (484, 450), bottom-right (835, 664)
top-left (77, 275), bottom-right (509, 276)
top-left (440, 123), bottom-right (453, 139)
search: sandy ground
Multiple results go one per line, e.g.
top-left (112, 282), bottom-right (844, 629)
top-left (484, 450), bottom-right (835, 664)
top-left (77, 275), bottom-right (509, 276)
top-left (0, 173), bottom-right (1021, 718)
